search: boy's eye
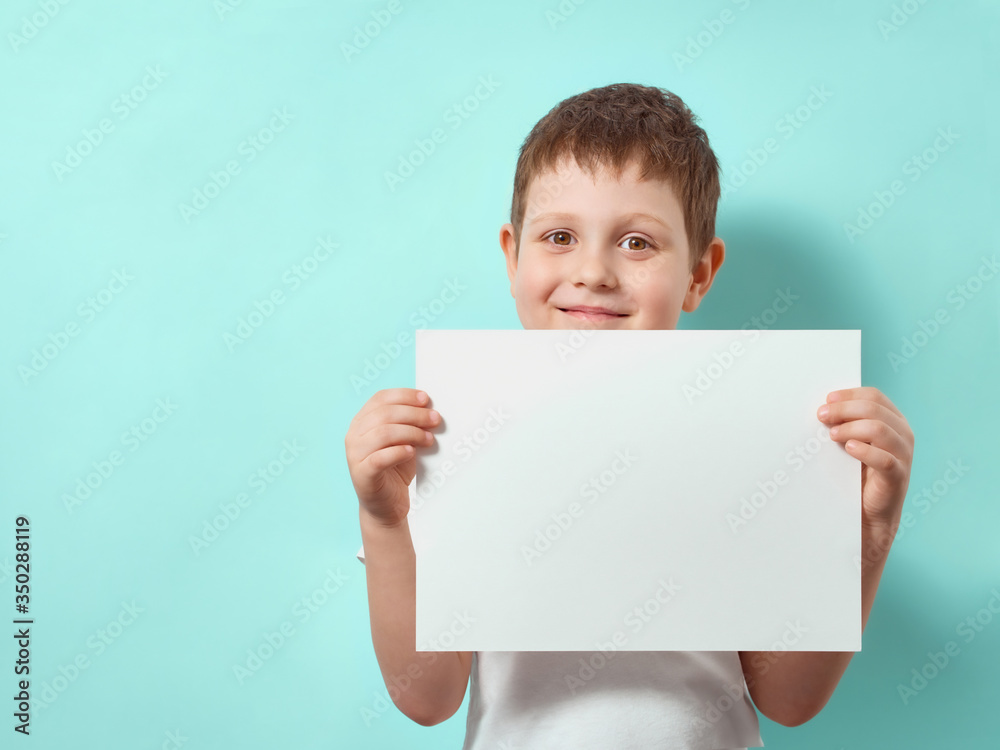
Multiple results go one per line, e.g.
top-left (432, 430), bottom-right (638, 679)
top-left (544, 231), bottom-right (652, 253)
top-left (623, 236), bottom-right (651, 252)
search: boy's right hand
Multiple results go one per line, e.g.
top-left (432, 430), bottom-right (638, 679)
top-left (345, 388), bottom-right (440, 528)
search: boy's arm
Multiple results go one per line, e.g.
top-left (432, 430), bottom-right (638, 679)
top-left (360, 509), bottom-right (473, 726)
top-left (740, 386), bottom-right (914, 727)
top-left (739, 516), bottom-right (899, 727)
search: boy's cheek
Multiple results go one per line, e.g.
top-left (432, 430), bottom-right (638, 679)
top-left (517, 272), bottom-right (554, 306)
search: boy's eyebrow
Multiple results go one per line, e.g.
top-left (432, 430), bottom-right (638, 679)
top-left (529, 211), bottom-right (673, 232)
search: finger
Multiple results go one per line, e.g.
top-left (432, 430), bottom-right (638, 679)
top-left (828, 419), bottom-right (912, 465)
top-left (842, 437), bottom-right (907, 484)
top-left (360, 443), bottom-right (417, 481)
top-left (351, 388), bottom-right (429, 427)
top-left (819, 398), bottom-right (909, 442)
top-left (351, 442), bottom-right (417, 504)
top-left (355, 402), bottom-right (441, 444)
top-left (826, 387), bottom-right (903, 419)
top-left (350, 421), bottom-right (434, 464)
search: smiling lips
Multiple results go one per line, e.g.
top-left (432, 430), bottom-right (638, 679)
top-left (559, 305), bottom-right (628, 320)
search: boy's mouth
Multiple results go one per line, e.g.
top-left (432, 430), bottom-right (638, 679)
top-left (558, 306), bottom-right (628, 321)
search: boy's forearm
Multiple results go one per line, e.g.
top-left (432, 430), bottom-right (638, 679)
top-left (359, 510), bottom-right (467, 725)
top-left (740, 515), bottom-right (900, 727)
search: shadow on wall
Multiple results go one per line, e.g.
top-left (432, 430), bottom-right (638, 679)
top-left (688, 203), bottom-right (894, 339)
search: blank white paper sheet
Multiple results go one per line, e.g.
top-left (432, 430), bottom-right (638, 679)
top-left (412, 329), bottom-right (861, 652)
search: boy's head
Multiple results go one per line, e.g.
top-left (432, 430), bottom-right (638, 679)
top-left (499, 83), bottom-right (725, 330)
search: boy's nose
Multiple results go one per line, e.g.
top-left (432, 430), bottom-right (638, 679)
top-left (569, 247), bottom-right (618, 288)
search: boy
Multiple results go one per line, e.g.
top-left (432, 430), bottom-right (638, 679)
top-left (346, 83), bottom-right (915, 748)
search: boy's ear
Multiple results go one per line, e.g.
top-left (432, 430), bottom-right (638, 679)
top-left (682, 236), bottom-right (725, 313)
top-left (500, 223), bottom-right (518, 297)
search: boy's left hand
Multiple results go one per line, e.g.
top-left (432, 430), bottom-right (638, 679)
top-left (817, 387), bottom-right (914, 528)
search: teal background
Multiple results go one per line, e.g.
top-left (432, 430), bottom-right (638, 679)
top-left (1, 0), bottom-right (997, 747)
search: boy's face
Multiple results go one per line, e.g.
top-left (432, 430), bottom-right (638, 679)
top-left (500, 155), bottom-right (724, 331)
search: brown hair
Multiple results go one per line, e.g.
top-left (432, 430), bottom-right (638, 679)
top-left (509, 83), bottom-right (721, 272)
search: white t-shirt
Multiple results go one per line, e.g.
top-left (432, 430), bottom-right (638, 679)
top-left (355, 482), bottom-right (764, 750)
